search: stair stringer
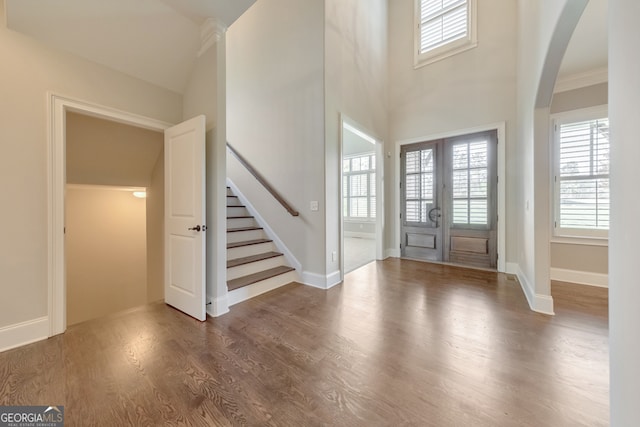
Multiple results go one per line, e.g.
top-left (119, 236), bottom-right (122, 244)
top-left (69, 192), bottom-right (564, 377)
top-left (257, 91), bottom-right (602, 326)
top-left (226, 178), bottom-right (302, 280)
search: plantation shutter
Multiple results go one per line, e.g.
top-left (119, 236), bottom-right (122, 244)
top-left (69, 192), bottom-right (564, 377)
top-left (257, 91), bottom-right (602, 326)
top-left (419, 0), bottom-right (468, 54)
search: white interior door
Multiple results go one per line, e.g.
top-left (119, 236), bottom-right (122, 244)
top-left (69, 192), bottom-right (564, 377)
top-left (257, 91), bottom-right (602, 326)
top-left (164, 115), bottom-right (206, 321)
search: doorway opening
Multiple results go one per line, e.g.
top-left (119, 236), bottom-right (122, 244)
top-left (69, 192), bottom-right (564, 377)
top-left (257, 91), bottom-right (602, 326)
top-left (64, 112), bottom-right (164, 326)
top-left (400, 130), bottom-right (499, 270)
top-left (340, 119), bottom-right (384, 276)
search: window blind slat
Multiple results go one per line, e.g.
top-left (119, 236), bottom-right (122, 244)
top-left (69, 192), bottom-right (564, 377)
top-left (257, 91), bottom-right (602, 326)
top-left (419, 0), bottom-right (468, 54)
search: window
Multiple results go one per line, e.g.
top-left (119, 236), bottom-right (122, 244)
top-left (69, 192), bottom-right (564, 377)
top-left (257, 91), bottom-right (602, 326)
top-left (404, 148), bottom-right (434, 223)
top-left (451, 139), bottom-right (489, 225)
top-left (553, 107), bottom-right (609, 239)
top-left (343, 154), bottom-right (376, 220)
top-left (415, 0), bottom-right (477, 67)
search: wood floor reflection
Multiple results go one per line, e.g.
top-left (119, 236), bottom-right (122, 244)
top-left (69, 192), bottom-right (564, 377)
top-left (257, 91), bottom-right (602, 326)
top-left (0, 259), bottom-right (608, 426)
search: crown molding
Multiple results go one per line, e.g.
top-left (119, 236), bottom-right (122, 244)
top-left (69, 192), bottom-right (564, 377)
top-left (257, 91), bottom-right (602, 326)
top-left (198, 17), bottom-right (227, 57)
top-left (554, 67), bottom-right (608, 93)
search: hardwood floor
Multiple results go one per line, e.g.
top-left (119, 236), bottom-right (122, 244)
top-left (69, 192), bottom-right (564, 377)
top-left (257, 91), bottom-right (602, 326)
top-left (0, 259), bottom-right (608, 426)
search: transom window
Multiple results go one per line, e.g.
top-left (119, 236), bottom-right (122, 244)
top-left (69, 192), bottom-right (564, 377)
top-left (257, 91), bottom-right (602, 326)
top-left (343, 154), bottom-right (376, 220)
top-left (415, 0), bottom-right (477, 67)
top-left (553, 106), bottom-right (609, 239)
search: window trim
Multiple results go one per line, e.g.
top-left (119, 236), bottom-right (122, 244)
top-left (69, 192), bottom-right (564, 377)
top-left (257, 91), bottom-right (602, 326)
top-left (551, 105), bottom-right (609, 241)
top-left (414, 0), bottom-right (478, 69)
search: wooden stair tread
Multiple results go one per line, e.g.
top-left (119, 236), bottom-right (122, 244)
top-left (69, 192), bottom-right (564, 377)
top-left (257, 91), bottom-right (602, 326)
top-left (227, 226), bottom-right (263, 233)
top-left (227, 238), bottom-right (272, 249)
top-left (227, 215), bottom-right (254, 219)
top-left (227, 205), bottom-right (246, 208)
top-left (227, 251), bottom-right (283, 268)
top-left (227, 266), bottom-right (295, 291)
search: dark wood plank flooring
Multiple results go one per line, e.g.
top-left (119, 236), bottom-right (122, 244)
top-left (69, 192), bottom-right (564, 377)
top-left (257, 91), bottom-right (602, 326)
top-left (0, 259), bottom-right (608, 426)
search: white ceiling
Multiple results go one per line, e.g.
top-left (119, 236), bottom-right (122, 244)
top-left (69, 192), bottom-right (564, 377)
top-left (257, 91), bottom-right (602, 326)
top-left (5, 0), bottom-right (256, 93)
top-left (558, 0), bottom-right (608, 80)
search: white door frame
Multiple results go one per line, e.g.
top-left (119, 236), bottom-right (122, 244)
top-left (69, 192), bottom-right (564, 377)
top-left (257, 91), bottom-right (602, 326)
top-left (394, 122), bottom-right (507, 273)
top-left (47, 93), bottom-right (173, 336)
top-left (339, 115), bottom-right (385, 281)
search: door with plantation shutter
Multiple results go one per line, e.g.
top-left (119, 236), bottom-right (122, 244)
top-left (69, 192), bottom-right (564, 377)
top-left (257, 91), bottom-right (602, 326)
top-left (443, 131), bottom-right (498, 269)
top-left (401, 141), bottom-right (443, 261)
top-left (400, 130), bottom-right (498, 269)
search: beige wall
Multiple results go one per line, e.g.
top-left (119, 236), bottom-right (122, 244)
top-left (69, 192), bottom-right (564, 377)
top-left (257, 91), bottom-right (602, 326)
top-left (183, 46), bottom-right (217, 131)
top-left (388, 0), bottom-right (518, 262)
top-left (147, 151), bottom-right (164, 302)
top-left (549, 83), bottom-right (608, 275)
top-left (0, 1), bottom-right (181, 329)
top-left (66, 112), bottom-right (164, 187)
top-left (65, 186), bottom-right (147, 325)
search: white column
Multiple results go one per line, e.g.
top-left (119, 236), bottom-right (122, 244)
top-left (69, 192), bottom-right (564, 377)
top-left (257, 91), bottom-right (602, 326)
top-left (609, 0), bottom-right (640, 424)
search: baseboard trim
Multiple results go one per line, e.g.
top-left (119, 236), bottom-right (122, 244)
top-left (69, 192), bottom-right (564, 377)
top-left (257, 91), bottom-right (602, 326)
top-left (385, 248), bottom-right (400, 259)
top-left (301, 271), bottom-right (343, 290)
top-left (0, 317), bottom-right (49, 353)
top-left (344, 231), bottom-right (375, 239)
top-left (206, 295), bottom-right (229, 318)
top-left (550, 268), bottom-right (608, 288)
top-left (514, 266), bottom-right (555, 315)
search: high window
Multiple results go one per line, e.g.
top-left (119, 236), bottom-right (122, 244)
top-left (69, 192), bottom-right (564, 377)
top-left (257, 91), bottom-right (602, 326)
top-left (553, 106), bottom-right (609, 239)
top-left (343, 154), bottom-right (376, 220)
top-left (415, 0), bottom-right (477, 67)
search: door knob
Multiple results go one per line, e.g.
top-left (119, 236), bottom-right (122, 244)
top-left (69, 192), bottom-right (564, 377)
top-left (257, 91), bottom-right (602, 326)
top-left (188, 225), bottom-right (201, 232)
top-left (428, 207), bottom-right (442, 223)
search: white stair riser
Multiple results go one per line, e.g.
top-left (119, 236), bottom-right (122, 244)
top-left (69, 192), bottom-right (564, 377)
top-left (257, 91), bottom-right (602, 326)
top-left (227, 217), bottom-right (256, 229)
top-left (227, 197), bottom-right (243, 206)
top-left (228, 271), bottom-right (298, 306)
top-left (227, 229), bottom-right (266, 244)
top-left (226, 187), bottom-right (234, 196)
top-left (227, 256), bottom-right (286, 281)
top-left (226, 206), bottom-right (249, 217)
top-left (227, 242), bottom-right (275, 259)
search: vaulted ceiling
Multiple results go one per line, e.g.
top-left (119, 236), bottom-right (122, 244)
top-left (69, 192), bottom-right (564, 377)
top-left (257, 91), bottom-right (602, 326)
top-left (5, 0), bottom-right (606, 94)
top-left (5, 0), bottom-right (256, 93)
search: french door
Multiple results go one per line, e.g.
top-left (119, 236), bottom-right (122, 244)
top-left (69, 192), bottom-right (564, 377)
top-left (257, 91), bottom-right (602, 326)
top-left (400, 130), bottom-right (498, 269)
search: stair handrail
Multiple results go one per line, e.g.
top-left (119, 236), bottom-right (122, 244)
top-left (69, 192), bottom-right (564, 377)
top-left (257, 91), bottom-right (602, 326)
top-left (227, 142), bottom-right (300, 217)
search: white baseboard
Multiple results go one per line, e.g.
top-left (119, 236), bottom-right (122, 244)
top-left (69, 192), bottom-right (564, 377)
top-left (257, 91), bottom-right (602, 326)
top-left (207, 295), bottom-right (229, 317)
top-left (385, 248), bottom-right (400, 258)
top-left (301, 270), bottom-right (343, 290)
top-left (513, 266), bottom-right (555, 315)
top-left (344, 231), bottom-right (375, 239)
top-left (550, 268), bottom-right (608, 288)
top-left (0, 317), bottom-right (49, 353)
top-left (226, 178), bottom-right (302, 273)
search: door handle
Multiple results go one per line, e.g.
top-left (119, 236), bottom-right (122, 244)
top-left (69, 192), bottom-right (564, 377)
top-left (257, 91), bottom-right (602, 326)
top-left (188, 225), bottom-right (201, 232)
top-left (428, 207), bottom-right (442, 224)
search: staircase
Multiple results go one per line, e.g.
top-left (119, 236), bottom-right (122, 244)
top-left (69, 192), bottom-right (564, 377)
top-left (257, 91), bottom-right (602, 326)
top-left (226, 186), bottom-right (297, 305)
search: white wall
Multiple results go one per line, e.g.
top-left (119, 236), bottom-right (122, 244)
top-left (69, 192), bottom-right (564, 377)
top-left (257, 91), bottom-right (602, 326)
top-left (65, 186), bottom-right (147, 325)
top-left (325, 0), bottom-right (388, 281)
top-left (0, 0), bottom-right (182, 331)
top-left (609, 1), bottom-right (640, 423)
top-left (388, 0), bottom-right (518, 261)
top-left (515, 0), bottom-right (587, 313)
top-left (227, 0), bottom-right (326, 277)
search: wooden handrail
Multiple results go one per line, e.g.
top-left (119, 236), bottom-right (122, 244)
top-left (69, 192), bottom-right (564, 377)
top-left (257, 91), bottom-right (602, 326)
top-left (227, 143), bottom-right (300, 217)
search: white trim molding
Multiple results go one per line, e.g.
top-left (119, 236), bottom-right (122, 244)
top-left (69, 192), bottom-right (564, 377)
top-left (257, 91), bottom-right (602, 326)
top-left (554, 67), bottom-right (608, 93)
top-left (0, 317), bottom-right (49, 353)
top-left (550, 268), bottom-right (608, 288)
top-left (48, 93), bottom-right (172, 336)
top-left (302, 271), bottom-right (342, 290)
top-left (514, 266), bottom-right (555, 315)
top-left (206, 295), bottom-right (230, 317)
